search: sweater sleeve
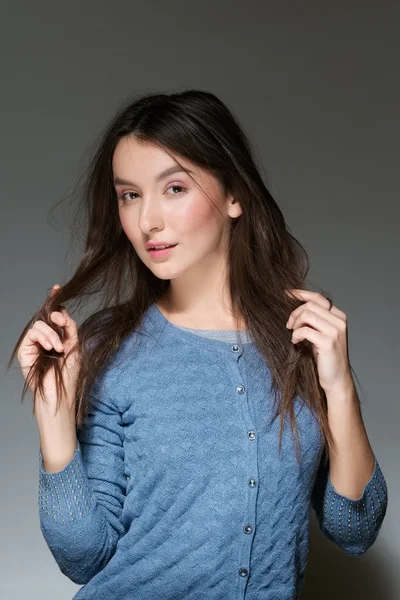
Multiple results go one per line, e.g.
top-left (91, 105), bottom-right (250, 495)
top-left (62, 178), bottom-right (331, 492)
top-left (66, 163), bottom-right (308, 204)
top-left (38, 376), bottom-right (127, 584)
top-left (310, 449), bottom-right (388, 556)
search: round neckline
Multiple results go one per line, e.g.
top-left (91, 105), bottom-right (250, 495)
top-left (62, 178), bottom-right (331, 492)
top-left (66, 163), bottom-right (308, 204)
top-left (146, 302), bottom-right (255, 351)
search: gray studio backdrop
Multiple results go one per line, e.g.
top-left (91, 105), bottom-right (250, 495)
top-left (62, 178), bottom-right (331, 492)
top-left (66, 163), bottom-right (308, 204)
top-left (1, 1), bottom-right (398, 599)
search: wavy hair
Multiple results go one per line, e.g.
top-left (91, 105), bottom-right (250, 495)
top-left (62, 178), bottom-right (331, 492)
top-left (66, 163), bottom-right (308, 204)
top-left (8, 88), bottom-right (350, 464)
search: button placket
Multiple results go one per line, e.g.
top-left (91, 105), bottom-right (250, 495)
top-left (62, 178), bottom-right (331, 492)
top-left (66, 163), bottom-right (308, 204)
top-left (229, 343), bottom-right (258, 588)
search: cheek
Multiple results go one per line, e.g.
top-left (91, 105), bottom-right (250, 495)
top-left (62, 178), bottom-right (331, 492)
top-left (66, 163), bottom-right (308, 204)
top-left (174, 200), bottom-right (215, 238)
top-left (118, 211), bottom-right (140, 244)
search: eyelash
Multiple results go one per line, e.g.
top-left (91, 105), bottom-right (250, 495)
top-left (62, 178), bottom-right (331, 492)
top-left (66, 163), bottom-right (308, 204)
top-left (117, 184), bottom-right (188, 203)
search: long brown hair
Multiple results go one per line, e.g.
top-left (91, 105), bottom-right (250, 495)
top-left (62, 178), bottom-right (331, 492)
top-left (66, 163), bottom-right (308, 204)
top-left (8, 89), bottom-right (350, 463)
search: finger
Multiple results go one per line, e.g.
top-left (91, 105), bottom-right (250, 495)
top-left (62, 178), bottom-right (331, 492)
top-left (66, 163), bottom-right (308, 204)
top-left (291, 325), bottom-right (325, 346)
top-left (57, 307), bottom-right (78, 343)
top-left (290, 309), bottom-right (337, 336)
top-left (33, 321), bottom-right (64, 351)
top-left (288, 301), bottom-right (344, 330)
top-left (288, 289), bottom-right (331, 309)
top-left (47, 285), bottom-right (78, 345)
top-left (48, 285), bottom-right (72, 338)
top-left (50, 311), bottom-right (68, 326)
top-left (49, 285), bottom-right (64, 309)
top-left (50, 284), bottom-right (61, 297)
top-left (26, 328), bottom-right (63, 352)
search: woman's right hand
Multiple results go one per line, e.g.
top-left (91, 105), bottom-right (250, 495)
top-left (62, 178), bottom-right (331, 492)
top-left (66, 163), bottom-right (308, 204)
top-left (17, 284), bottom-right (81, 411)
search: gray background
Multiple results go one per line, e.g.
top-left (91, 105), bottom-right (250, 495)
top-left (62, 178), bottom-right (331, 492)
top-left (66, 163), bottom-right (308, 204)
top-left (1, 1), bottom-right (398, 598)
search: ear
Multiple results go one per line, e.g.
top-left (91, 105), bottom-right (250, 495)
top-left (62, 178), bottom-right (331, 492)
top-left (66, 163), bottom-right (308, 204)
top-left (227, 194), bottom-right (242, 219)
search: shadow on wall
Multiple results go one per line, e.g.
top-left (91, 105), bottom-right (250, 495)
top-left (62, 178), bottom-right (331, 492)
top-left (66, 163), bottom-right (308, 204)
top-left (301, 512), bottom-right (393, 599)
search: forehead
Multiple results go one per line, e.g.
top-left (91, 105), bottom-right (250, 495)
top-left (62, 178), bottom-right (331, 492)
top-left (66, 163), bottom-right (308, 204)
top-left (112, 136), bottom-right (195, 175)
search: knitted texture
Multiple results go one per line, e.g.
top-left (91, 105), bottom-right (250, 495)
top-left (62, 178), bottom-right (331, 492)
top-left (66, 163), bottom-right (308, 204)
top-left (38, 303), bottom-right (388, 599)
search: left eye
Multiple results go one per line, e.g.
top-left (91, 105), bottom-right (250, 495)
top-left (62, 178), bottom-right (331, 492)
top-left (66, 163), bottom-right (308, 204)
top-left (166, 185), bottom-right (187, 196)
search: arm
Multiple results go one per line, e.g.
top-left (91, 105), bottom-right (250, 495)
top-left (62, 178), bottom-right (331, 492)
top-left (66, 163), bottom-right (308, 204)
top-left (311, 449), bottom-right (387, 555)
top-left (311, 385), bottom-right (388, 555)
top-left (38, 374), bottom-right (127, 584)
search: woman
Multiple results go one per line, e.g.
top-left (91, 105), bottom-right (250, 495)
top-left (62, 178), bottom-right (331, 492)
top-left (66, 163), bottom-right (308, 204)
top-left (10, 89), bottom-right (388, 599)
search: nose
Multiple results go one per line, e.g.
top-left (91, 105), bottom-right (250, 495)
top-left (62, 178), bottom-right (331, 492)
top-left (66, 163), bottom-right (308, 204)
top-left (138, 198), bottom-right (164, 235)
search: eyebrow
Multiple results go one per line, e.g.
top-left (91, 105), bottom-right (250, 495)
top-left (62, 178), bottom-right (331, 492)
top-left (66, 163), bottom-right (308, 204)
top-left (113, 166), bottom-right (194, 187)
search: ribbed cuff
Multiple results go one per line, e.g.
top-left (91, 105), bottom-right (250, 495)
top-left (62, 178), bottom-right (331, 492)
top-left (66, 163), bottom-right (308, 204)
top-left (38, 441), bottom-right (95, 523)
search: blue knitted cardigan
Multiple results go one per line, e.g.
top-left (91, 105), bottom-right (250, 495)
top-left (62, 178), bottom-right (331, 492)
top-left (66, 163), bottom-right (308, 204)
top-left (38, 302), bottom-right (388, 599)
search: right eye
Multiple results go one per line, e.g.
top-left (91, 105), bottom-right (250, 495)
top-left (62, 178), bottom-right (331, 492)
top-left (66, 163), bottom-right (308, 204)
top-left (118, 191), bottom-right (137, 202)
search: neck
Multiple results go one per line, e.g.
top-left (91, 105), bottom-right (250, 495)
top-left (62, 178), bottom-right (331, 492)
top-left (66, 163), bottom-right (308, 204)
top-left (157, 290), bottom-right (247, 331)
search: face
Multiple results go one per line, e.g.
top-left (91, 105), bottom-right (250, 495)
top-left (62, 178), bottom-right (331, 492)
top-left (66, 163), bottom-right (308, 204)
top-left (112, 136), bottom-right (242, 281)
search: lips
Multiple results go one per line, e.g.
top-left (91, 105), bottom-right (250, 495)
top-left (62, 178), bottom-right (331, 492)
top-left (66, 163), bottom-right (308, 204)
top-left (147, 244), bottom-right (177, 251)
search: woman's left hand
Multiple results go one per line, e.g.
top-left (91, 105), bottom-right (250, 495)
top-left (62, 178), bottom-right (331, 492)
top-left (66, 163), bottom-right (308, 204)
top-left (285, 289), bottom-right (354, 396)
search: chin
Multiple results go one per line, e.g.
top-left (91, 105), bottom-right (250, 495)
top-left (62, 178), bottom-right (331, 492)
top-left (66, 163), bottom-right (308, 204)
top-left (143, 262), bottom-right (178, 279)
top-left (153, 272), bottom-right (172, 281)
top-left (151, 265), bottom-right (186, 281)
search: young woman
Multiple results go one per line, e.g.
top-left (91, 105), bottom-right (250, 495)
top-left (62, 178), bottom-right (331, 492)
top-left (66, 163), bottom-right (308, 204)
top-left (10, 89), bottom-right (388, 599)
